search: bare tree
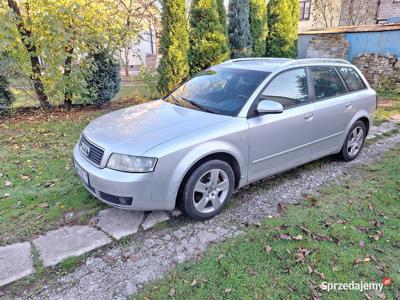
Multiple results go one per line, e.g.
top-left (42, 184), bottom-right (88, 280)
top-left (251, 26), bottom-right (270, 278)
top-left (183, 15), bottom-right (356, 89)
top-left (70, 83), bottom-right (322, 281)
top-left (313, 0), bottom-right (342, 28)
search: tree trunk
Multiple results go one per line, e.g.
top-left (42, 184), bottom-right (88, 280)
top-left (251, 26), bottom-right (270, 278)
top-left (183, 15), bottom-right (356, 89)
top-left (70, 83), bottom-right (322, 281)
top-left (64, 46), bottom-right (74, 111)
top-left (7, 0), bottom-right (52, 109)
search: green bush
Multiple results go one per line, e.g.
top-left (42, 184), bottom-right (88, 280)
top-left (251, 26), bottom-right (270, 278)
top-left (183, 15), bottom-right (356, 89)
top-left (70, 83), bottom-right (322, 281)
top-left (189, 0), bottom-right (230, 74)
top-left (0, 73), bottom-right (14, 112)
top-left (157, 0), bottom-right (190, 95)
top-left (265, 0), bottom-right (298, 58)
top-left (249, 0), bottom-right (268, 57)
top-left (228, 0), bottom-right (253, 58)
top-left (216, 0), bottom-right (228, 34)
top-left (85, 50), bottom-right (121, 106)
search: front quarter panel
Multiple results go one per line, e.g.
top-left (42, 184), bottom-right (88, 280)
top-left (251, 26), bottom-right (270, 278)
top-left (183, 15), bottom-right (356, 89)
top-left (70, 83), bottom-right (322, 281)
top-left (143, 117), bottom-right (249, 210)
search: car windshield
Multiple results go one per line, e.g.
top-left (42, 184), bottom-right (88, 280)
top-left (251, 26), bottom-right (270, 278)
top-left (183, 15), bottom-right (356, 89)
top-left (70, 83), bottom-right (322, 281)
top-left (164, 67), bottom-right (270, 116)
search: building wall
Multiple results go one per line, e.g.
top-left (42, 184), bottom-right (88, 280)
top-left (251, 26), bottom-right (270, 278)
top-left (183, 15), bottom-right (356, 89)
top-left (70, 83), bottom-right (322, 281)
top-left (299, 0), bottom-right (342, 32)
top-left (340, 0), bottom-right (400, 25)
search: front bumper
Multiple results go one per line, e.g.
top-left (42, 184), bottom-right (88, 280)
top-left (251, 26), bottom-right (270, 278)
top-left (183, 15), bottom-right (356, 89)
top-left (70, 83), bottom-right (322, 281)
top-left (73, 144), bottom-right (170, 210)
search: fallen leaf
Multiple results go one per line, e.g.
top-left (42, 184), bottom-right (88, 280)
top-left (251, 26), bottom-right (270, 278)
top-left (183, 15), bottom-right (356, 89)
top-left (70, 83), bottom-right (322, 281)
top-left (373, 231), bottom-right (383, 241)
top-left (354, 258), bottom-right (362, 265)
top-left (307, 265), bottom-right (313, 274)
top-left (314, 269), bottom-right (326, 280)
top-left (223, 288), bottom-right (232, 294)
top-left (375, 290), bottom-right (386, 299)
top-left (275, 233), bottom-right (292, 240)
top-left (262, 241), bottom-right (272, 255)
top-left (2, 193), bottom-right (10, 199)
top-left (129, 254), bottom-right (139, 262)
top-left (20, 175), bottom-right (30, 180)
top-left (217, 254), bottom-right (225, 262)
top-left (293, 235), bottom-right (303, 241)
top-left (368, 203), bottom-right (374, 212)
top-left (39, 202), bottom-right (49, 208)
top-left (102, 255), bottom-right (116, 264)
top-left (308, 279), bottom-right (321, 300)
top-left (5, 180), bottom-right (12, 187)
top-left (190, 279), bottom-right (197, 287)
top-left (359, 240), bottom-right (365, 248)
top-left (294, 247), bottom-right (310, 263)
top-left (246, 266), bottom-right (257, 276)
top-left (363, 257), bottom-right (371, 263)
top-left (168, 288), bottom-right (175, 297)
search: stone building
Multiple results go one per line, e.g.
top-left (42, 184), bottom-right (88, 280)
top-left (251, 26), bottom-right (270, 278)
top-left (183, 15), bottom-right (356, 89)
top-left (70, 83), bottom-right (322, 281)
top-left (299, 0), bottom-right (400, 32)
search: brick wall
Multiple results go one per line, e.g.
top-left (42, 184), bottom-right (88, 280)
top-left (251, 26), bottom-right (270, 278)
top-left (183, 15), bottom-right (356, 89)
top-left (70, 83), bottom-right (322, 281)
top-left (306, 34), bottom-right (349, 59)
top-left (352, 53), bottom-right (400, 90)
top-left (378, 0), bottom-right (400, 21)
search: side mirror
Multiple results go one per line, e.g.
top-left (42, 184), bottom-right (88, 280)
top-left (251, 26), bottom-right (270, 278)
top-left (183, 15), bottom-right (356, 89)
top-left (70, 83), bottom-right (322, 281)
top-left (256, 100), bottom-right (284, 114)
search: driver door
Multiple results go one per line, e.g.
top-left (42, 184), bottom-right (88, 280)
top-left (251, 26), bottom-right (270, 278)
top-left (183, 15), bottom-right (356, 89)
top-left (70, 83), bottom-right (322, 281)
top-left (247, 68), bottom-right (315, 182)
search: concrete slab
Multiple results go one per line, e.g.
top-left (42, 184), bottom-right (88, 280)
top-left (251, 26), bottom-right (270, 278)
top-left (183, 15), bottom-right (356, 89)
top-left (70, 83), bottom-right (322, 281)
top-left (93, 208), bottom-right (144, 240)
top-left (33, 226), bottom-right (112, 267)
top-left (141, 211), bottom-right (170, 230)
top-left (0, 242), bottom-right (34, 287)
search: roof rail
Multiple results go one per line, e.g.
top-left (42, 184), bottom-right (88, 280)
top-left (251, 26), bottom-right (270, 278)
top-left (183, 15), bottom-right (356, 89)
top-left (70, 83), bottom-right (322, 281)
top-left (282, 58), bottom-right (350, 67)
top-left (222, 57), bottom-right (294, 64)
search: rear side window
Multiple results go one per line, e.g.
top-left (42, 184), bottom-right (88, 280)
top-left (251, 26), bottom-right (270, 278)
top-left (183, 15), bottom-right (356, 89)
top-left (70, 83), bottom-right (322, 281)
top-left (261, 68), bottom-right (309, 109)
top-left (337, 67), bottom-right (366, 92)
top-left (310, 66), bottom-right (346, 100)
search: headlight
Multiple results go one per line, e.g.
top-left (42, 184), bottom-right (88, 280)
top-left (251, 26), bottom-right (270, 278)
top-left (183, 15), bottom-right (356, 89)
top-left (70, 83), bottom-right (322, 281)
top-left (107, 153), bottom-right (157, 173)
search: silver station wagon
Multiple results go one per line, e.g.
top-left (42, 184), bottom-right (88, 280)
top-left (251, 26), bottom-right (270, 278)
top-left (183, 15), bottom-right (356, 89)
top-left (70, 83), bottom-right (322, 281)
top-left (73, 58), bottom-right (377, 220)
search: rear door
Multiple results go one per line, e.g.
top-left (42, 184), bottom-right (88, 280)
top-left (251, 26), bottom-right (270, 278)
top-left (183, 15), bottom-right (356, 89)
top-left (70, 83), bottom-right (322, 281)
top-left (247, 68), bottom-right (315, 182)
top-left (308, 66), bottom-right (354, 159)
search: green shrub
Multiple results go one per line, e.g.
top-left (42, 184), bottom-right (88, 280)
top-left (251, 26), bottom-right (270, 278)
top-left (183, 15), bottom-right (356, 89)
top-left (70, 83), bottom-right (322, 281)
top-left (85, 50), bottom-right (121, 106)
top-left (228, 0), bottom-right (253, 58)
top-left (249, 0), bottom-right (268, 57)
top-left (265, 0), bottom-right (298, 58)
top-left (157, 0), bottom-right (190, 95)
top-left (189, 0), bottom-right (230, 74)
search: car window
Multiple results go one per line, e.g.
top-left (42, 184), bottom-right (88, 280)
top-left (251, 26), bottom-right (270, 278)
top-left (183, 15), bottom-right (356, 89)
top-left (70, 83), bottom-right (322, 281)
top-left (260, 68), bottom-right (309, 109)
top-left (337, 67), bottom-right (366, 92)
top-left (164, 67), bottom-right (269, 116)
top-left (310, 66), bottom-right (346, 100)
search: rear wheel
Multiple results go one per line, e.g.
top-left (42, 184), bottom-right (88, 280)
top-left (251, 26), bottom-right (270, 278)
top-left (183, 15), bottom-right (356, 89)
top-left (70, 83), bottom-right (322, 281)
top-left (178, 160), bottom-right (235, 220)
top-left (339, 120), bottom-right (366, 161)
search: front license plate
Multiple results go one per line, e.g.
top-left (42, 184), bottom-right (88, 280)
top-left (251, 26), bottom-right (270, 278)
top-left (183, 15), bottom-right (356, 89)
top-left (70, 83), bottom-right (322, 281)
top-left (74, 161), bottom-right (89, 185)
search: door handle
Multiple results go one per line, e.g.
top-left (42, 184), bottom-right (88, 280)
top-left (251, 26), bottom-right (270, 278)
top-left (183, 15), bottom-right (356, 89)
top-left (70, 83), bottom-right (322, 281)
top-left (304, 113), bottom-right (314, 120)
top-left (345, 103), bottom-right (353, 109)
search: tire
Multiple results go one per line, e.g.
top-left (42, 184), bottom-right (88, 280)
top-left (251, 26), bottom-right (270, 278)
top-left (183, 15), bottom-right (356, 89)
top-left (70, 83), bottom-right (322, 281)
top-left (178, 160), bottom-right (235, 220)
top-left (339, 120), bottom-right (367, 161)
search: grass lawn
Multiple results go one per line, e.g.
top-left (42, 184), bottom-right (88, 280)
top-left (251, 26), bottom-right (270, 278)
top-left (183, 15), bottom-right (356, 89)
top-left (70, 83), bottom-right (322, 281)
top-left (0, 97), bottom-right (144, 246)
top-left (135, 145), bottom-right (400, 300)
top-left (375, 90), bottom-right (400, 124)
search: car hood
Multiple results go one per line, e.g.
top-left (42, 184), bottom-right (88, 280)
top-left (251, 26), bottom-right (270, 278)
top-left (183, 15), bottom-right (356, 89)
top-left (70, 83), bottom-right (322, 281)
top-left (83, 100), bottom-right (232, 155)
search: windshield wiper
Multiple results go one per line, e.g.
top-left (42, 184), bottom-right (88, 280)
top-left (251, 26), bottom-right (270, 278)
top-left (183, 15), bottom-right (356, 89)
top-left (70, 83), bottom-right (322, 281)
top-left (181, 97), bottom-right (218, 114)
top-left (169, 94), bottom-right (183, 107)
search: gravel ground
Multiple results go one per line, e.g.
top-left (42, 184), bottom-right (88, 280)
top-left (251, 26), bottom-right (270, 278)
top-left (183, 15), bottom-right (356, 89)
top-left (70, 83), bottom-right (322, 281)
top-left (8, 127), bottom-right (400, 300)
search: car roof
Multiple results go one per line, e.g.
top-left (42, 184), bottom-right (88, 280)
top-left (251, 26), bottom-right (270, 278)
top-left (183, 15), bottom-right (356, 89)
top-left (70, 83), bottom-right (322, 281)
top-left (218, 58), bottom-right (352, 73)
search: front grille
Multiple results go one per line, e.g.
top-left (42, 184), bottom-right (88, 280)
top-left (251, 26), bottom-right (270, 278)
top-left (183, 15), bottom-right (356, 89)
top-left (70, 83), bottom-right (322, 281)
top-left (80, 135), bottom-right (104, 166)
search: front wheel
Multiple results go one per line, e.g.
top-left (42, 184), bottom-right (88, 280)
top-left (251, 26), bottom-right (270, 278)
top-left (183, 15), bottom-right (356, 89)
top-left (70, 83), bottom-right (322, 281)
top-left (178, 160), bottom-right (235, 220)
top-left (339, 120), bottom-right (367, 161)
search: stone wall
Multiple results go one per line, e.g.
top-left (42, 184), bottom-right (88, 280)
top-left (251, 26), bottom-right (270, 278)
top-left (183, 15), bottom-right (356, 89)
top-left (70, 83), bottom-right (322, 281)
top-left (352, 53), bottom-right (400, 90)
top-left (306, 34), bottom-right (349, 59)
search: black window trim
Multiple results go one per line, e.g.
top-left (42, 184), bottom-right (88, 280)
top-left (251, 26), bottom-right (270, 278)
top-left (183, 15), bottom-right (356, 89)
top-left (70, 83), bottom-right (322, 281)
top-left (299, 0), bottom-right (312, 21)
top-left (335, 66), bottom-right (368, 94)
top-left (247, 66), bottom-right (312, 118)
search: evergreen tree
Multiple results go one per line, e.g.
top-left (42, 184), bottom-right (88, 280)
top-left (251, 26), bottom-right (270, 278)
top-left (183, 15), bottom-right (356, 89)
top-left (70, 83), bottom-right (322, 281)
top-left (158, 0), bottom-right (190, 95)
top-left (216, 0), bottom-right (228, 33)
top-left (228, 0), bottom-right (253, 58)
top-left (189, 0), bottom-right (230, 75)
top-left (265, 0), bottom-right (299, 58)
top-left (85, 50), bottom-right (121, 106)
top-left (249, 0), bottom-right (268, 57)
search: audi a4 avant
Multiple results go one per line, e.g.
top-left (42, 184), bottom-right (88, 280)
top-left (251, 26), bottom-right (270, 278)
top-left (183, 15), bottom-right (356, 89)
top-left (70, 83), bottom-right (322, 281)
top-left (73, 58), bottom-right (377, 220)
